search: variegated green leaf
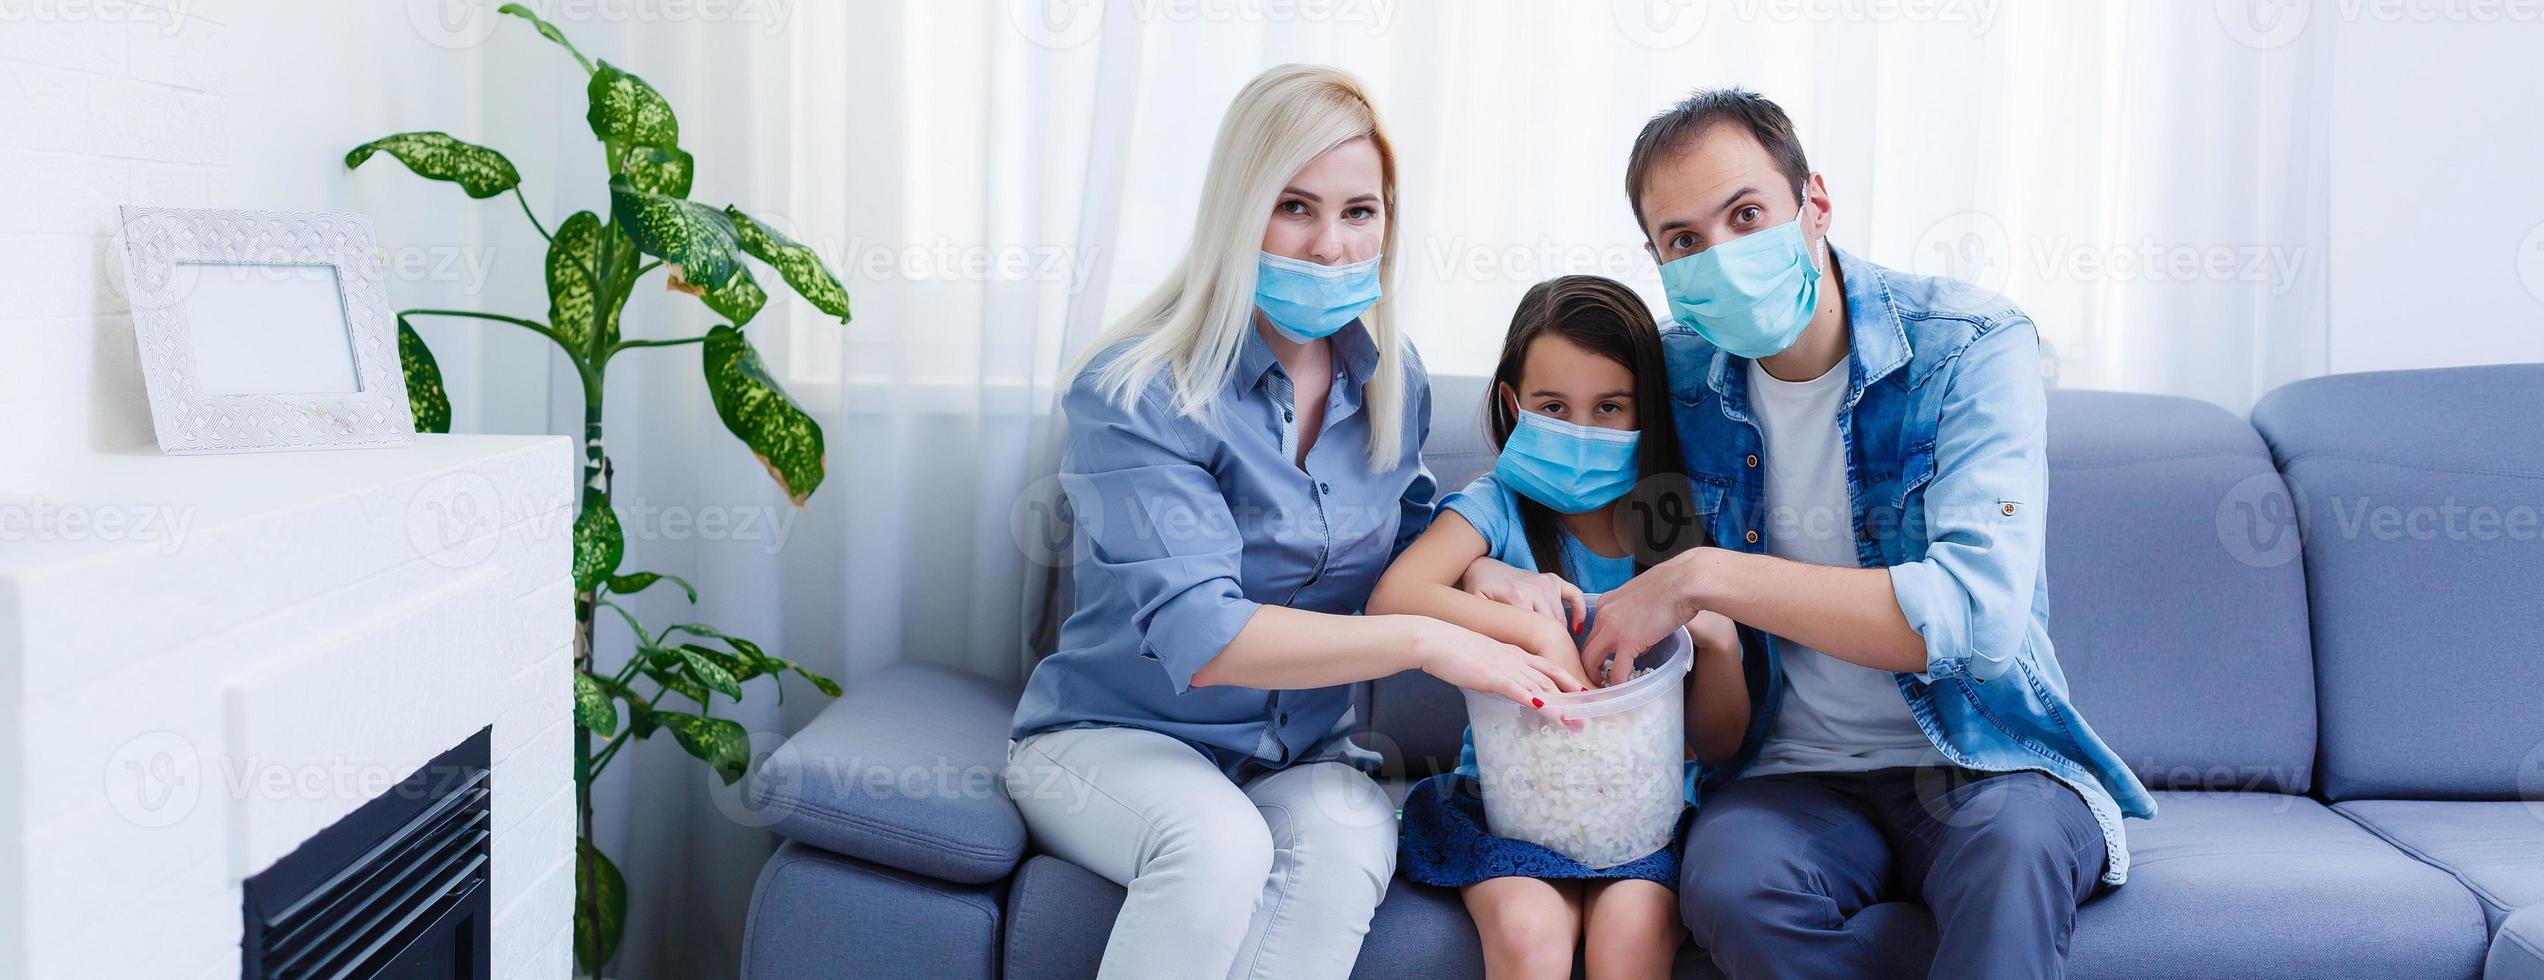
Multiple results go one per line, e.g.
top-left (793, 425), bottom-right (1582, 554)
top-left (573, 670), bottom-right (617, 736)
top-left (726, 207), bottom-right (851, 322)
top-left (497, 3), bottom-right (594, 74)
top-left (345, 132), bottom-right (520, 198)
top-left (397, 316), bottom-right (452, 434)
top-left (675, 647), bottom-right (743, 700)
top-left (573, 840), bottom-right (627, 975)
top-left (606, 571), bottom-right (696, 603)
top-left (588, 60), bottom-right (678, 149)
top-left (657, 712), bottom-right (750, 784)
top-left (640, 662), bottom-right (708, 706)
top-left (571, 491), bottom-right (622, 593)
top-left (623, 145), bottom-right (693, 198)
top-left (793, 664), bottom-right (843, 698)
top-left (693, 265), bottom-right (766, 326)
top-left (702, 325), bottom-right (824, 505)
top-left (544, 211), bottom-right (619, 354)
top-left (608, 177), bottom-right (741, 291)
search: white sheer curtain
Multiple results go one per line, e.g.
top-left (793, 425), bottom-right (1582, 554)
top-left (462, 3), bottom-right (2331, 976)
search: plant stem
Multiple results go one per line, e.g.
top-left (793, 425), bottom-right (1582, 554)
top-left (574, 372), bottom-right (606, 978)
top-left (514, 186), bottom-right (552, 242)
top-left (610, 334), bottom-right (707, 353)
top-left (402, 308), bottom-right (571, 350)
top-left (587, 688), bottom-right (668, 777)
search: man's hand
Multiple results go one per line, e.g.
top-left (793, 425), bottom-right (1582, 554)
top-left (1461, 556), bottom-right (1588, 632)
top-left (1579, 549), bottom-right (1711, 682)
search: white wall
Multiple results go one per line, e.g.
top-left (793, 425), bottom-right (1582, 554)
top-left (0, 0), bottom-right (566, 489)
top-left (2327, 14), bottom-right (2544, 374)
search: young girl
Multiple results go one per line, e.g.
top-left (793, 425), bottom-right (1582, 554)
top-left (1368, 275), bottom-right (1750, 980)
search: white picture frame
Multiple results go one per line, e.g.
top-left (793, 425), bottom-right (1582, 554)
top-left (115, 205), bottom-right (415, 454)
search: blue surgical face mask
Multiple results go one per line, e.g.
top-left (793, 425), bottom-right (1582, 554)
top-left (1494, 408), bottom-right (1642, 515)
top-left (1658, 207), bottom-right (1825, 358)
top-left (1255, 250), bottom-right (1381, 342)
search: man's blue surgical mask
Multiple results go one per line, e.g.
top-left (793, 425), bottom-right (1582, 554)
top-left (1494, 409), bottom-right (1641, 514)
top-left (1255, 251), bottom-right (1381, 342)
top-left (1658, 207), bottom-right (1825, 358)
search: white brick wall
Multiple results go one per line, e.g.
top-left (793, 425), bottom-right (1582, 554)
top-left (0, 433), bottom-right (578, 980)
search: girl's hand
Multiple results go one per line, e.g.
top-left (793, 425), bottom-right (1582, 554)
top-left (1460, 556), bottom-right (1588, 632)
top-left (1521, 619), bottom-right (1596, 693)
top-left (1411, 617), bottom-right (1570, 708)
top-left (1690, 610), bottom-right (1741, 661)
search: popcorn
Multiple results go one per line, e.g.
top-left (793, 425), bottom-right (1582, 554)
top-left (1463, 631), bottom-right (1692, 869)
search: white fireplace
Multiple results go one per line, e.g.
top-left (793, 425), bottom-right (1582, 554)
top-left (0, 434), bottom-right (578, 980)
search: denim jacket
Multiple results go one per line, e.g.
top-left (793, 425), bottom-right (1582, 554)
top-left (1667, 247), bottom-right (2157, 886)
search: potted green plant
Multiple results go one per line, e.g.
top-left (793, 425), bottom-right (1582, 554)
top-left (345, 6), bottom-right (845, 974)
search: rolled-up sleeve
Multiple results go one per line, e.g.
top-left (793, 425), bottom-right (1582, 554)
top-left (1059, 378), bottom-right (1259, 694)
top-left (1887, 318), bottom-right (2049, 684)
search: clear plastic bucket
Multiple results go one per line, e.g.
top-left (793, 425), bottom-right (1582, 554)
top-left (1459, 606), bottom-right (1691, 869)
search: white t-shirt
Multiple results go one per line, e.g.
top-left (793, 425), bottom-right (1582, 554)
top-left (1739, 358), bottom-right (1938, 777)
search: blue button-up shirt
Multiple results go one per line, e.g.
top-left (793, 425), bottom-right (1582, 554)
top-left (1669, 247), bottom-right (2157, 885)
top-left (1010, 321), bottom-right (1436, 779)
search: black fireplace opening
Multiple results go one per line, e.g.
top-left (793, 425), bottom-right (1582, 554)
top-left (243, 726), bottom-right (493, 980)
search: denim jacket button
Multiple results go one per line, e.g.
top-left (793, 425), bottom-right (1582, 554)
top-left (2002, 502), bottom-right (2018, 516)
top-left (1746, 454), bottom-right (1760, 468)
top-left (1744, 530), bottom-right (1760, 544)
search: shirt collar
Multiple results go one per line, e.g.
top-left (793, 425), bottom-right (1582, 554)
top-left (1233, 317), bottom-right (1380, 392)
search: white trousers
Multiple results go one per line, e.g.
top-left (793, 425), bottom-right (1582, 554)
top-left (1003, 725), bottom-right (1399, 980)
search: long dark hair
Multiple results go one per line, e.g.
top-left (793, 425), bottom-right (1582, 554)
top-left (1486, 275), bottom-right (1705, 582)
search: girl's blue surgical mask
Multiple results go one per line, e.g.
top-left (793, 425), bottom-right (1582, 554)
top-left (1255, 251), bottom-right (1381, 342)
top-left (1494, 409), bottom-right (1641, 515)
top-left (1658, 206), bottom-right (1825, 359)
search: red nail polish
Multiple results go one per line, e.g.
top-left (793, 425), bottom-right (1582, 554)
top-left (1531, 697), bottom-right (1545, 708)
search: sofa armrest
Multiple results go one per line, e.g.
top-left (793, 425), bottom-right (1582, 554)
top-left (744, 662), bottom-right (1028, 884)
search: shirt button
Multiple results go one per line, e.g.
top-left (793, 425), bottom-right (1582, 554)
top-left (1746, 454), bottom-right (1760, 468)
top-left (1284, 410), bottom-right (1294, 422)
top-left (1319, 482), bottom-right (1330, 494)
top-left (1744, 530), bottom-right (1760, 544)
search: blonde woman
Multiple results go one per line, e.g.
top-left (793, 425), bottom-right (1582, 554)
top-left (1003, 66), bottom-right (1587, 980)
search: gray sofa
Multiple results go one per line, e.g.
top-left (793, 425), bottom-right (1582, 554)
top-left (738, 364), bottom-right (2544, 980)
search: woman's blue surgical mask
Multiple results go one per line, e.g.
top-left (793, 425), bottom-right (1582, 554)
top-left (1494, 409), bottom-right (1641, 514)
top-left (1255, 251), bottom-right (1381, 342)
top-left (1658, 208), bottom-right (1825, 358)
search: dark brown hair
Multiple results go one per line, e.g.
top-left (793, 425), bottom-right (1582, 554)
top-left (1486, 275), bottom-right (1703, 580)
top-left (1623, 88), bottom-right (1812, 235)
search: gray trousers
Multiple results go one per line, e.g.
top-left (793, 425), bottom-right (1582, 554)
top-left (1679, 766), bottom-right (2107, 980)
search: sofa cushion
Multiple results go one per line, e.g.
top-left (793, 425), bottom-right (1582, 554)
top-left (2493, 906), bottom-right (2544, 980)
top-left (2334, 799), bottom-right (2544, 930)
top-left (2250, 365), bottom-right (2544, 801)
top-left (2064, 790), bottom-right (2489, 979)
top-left (744, 662), bottom-right (1028, 884)
top-left (2044, 390), bottom-right (2319, 794)
top-left (743, 841), bottom-right (1002, 980)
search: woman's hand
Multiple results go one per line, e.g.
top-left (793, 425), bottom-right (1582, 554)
top-left (1520, 618), bottom-right (1596, 693)
top-left (1460, 556), bottom-right (1587, 632)
top-left (1411, 617), bottom-right (1570, 708)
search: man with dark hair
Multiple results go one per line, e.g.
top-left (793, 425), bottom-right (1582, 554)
top-left (1469, 88), bottom-right (2155, 979)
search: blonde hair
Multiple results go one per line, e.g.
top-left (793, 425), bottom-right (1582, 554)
top-left (1080, 64), bottom-right (1408, 466)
